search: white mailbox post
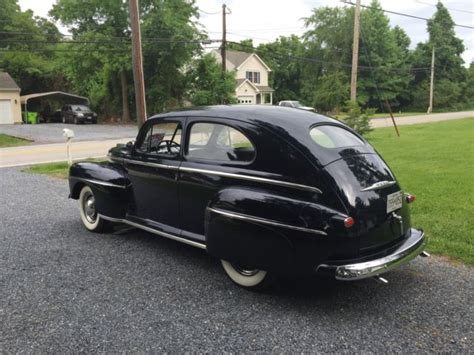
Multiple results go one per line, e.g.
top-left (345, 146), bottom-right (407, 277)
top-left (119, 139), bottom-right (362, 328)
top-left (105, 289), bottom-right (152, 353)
top-left (62, 128), bottom-right (75, 166)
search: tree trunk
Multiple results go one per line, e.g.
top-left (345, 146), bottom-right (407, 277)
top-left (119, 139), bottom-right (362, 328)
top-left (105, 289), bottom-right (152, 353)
top-left (121, 69), bottom-right (131, 122)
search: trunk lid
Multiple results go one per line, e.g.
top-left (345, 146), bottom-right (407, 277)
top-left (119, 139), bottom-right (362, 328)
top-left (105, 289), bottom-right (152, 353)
top-left (323, 152), bottom-right (411, 253)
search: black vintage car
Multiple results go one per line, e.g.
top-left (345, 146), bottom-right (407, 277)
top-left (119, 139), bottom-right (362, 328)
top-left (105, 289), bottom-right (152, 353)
top-left (68, 105), bottom-right (427, 289)
top-left (62, 104), bottom-right (98, 124)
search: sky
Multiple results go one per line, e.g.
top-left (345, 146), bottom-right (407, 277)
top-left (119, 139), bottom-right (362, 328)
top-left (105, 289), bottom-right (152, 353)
top-left (18, 0), bottom-right (474, 65)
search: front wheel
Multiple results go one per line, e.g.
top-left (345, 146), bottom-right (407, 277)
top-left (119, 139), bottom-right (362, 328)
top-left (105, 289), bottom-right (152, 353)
top-left (78, 185), bottom-right (110, 232)
top-left (221, 260), bottom-right (273, 289)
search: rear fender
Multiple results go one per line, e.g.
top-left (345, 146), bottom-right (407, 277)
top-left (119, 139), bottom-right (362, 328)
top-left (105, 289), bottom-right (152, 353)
top-left (205, 187), bottom-right (319, 273)
top-left (69, 162), bottom-right (130, 219)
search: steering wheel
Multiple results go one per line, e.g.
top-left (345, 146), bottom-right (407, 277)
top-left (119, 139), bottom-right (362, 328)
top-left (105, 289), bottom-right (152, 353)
top-left (156, 140), bottom-right (180, 154)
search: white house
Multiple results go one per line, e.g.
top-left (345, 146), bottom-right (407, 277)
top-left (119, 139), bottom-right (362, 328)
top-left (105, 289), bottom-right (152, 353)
top-left (0, 72), bottom-right (22, 124)
top-left (212, 50), bottom-right (274, 105)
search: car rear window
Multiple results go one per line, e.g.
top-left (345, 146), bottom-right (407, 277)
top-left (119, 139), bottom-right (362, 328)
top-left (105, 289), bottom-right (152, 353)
top-left (310, 125), bottom-right (364, 148)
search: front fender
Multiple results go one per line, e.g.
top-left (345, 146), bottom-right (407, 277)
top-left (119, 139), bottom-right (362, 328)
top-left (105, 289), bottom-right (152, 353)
top-left (69, 161), bottom-right (130, 219)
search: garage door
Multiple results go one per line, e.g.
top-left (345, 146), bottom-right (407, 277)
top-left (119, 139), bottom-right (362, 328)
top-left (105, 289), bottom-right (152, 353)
top-left (0, 99), bottom-right (13, 124)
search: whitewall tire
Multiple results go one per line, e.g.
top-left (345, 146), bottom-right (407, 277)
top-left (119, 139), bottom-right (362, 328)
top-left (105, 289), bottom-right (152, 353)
top-left (78, 185), bottom-right (109, 232)
top-left (221, 260), bottom-right (271, 289)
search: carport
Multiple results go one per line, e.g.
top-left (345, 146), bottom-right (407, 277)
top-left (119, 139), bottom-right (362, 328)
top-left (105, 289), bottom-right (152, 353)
top-left (20, 91), bottom-right (89, 123)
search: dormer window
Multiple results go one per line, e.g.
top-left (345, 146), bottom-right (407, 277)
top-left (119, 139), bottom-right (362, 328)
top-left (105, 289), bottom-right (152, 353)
top-left (245, 71), bottom-right (260, 84)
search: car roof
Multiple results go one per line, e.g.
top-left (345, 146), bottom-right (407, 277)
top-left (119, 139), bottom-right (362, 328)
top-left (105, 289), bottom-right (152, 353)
top-left (153, 105), bottom-right (338, 130)
top-left (150, 105), bottom-right (362, 167)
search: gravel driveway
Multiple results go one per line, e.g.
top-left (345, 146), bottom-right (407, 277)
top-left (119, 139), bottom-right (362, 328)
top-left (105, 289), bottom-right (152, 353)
top-left (0, 123), bottom-right (137, 143)
top-left (0, 168), bottom-right (472, 352)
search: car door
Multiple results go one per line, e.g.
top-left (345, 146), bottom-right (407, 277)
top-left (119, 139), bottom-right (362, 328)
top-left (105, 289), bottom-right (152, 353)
top-left (178, 118), bottom-right (258, 242)
top-left (125, 118), bottom-right (183, 234)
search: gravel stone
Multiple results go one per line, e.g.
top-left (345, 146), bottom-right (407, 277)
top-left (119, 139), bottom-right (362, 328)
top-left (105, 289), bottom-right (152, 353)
top-left (0, 168), bottom-right (472, 352)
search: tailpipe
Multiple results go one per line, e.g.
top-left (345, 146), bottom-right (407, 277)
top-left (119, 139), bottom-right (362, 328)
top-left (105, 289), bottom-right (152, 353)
top-left (373, 276), bottom-right (388, 285)
top-left (420, 251), bottom-right (430, 257)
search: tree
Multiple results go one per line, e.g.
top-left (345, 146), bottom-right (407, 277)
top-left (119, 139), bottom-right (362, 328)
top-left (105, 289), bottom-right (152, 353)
top-left (186, 53), bottom-right (236, 106)
top-left (410, 2), bottom-right (465, 110)
top-left (0, 0), bottom-right (63, 94)
top-left (50, 0), bottom-right (204, 120)
top-left (302, 6), bottom-right (353, 111)
top-left (256, 35), bottom-right (305, 104)
top-left (357, 1), bottom-right (412, 110)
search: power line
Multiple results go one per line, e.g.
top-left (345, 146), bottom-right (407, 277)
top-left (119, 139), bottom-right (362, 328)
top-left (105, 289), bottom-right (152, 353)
top-left (197, 7), bottom-right (221, 15)
top-left (342, 1), bottom-right (474, 29)
top-left (414, 0), bottom-right (474, 15)
top-left (229, 41), bottom-right (430, 72)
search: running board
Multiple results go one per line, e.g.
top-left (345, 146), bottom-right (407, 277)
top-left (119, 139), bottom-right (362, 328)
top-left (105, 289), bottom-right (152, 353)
top-left (98, 214), bottom-right (207, 250)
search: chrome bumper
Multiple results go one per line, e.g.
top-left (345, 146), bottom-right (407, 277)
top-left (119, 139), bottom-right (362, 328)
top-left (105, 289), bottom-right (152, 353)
top-left (318, 229), bottom-right (426, 281)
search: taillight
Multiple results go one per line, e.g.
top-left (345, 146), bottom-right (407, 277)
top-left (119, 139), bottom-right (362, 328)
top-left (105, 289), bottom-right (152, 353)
top-left (344, 217), bottom-right (355, 228)
top-left (405, 194), bottom-right (416, 203)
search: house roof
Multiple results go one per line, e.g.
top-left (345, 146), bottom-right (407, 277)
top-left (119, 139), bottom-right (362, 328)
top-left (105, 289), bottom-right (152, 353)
top-left (226, 50), bottom-right (253, 68)
top-left (21, 91), bottom-right (89, 105)
top-left (255, 85), bottom-right (274, 92)
top-left (0, 72), bottom-right (20, 92)
top-left (215, 50), bottom-right (272, 72)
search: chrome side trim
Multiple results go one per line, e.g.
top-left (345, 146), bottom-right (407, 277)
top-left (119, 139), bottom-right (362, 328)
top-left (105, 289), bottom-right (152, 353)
top-left (317, 229), bottom-right (426, 280)
top-left (124, 158), bottom-right (179, 171)
top-left (361, 180), bottom-right (397, 192)
top-left (207, 207), bottom-right (327, 236)
top-left (98, 214), bottom-right (207, 250)
top-left (75, 177), bottom-right (127, 189)
top-left (181, 166), bottom-right (322, 194)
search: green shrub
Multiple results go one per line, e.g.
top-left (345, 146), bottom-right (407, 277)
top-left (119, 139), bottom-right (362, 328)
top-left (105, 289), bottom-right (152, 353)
top-left (342, 101), bottom-right (374, 135)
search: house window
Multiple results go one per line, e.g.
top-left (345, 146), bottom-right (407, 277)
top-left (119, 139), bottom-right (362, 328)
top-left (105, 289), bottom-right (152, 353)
top-left (245, 71), bottom-right (260, 84)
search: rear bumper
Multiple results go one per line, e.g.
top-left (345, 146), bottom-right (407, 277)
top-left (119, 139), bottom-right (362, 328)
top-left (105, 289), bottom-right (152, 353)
top-left (317, 228), bottom-right (426, 281)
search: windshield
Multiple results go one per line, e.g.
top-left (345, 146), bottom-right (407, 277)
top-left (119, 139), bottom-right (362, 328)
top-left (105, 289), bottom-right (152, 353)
top-left (72, 105), bottom-right (91, 112)
top-left (310, 125), bottom-right (365, 149)
top-left (290, 101), bottom-right (302, 108)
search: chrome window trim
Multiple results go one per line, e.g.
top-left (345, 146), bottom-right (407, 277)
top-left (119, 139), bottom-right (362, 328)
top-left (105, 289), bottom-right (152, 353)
top-left (75, 177), bottom-right (128, 189)
top-left (180, 166), bottom-right (322, 194)
top-left (207, 207), bottom-right (327, 236)
top-left (361, 180), bottom-right (397, 192)
top-left (124, 158), bottom-right (179, 171)
top-left (98, 214), bottom-right (207, 250)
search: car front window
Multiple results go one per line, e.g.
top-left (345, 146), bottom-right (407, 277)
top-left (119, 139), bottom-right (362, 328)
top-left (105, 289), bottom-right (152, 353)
top-left (137, 122), bottom-right (182, 156)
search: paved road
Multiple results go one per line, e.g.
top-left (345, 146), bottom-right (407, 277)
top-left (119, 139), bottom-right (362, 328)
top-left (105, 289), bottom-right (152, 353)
top-left (0, 168), bottom-right (472, 353)
top-left (0, 123), bottom-right (138, 144)
top-left (0, 138), bottom-right (132, 168)
top-left (371, 111), bottom-right (474, 128)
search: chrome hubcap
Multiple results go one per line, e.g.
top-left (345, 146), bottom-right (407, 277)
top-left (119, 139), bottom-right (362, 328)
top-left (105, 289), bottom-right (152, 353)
top-left (83, 192), bottom-right (97, 223)
top-left (232, 263), bottom-right (260, 277)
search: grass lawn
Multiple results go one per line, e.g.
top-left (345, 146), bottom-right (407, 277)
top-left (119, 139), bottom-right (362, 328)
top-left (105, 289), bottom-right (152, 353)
top-left (24, 161), bottom-right (70, 179)
top-left (0, 134), bottom-right (32, 147)
top-left (366, 118), bottom-right (474, 265)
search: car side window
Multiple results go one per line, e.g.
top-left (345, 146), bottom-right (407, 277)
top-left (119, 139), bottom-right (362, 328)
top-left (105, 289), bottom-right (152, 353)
top-left (186, 122), bottom-right (255, 163)
top-left (137, 122), bottom-right (182, 156)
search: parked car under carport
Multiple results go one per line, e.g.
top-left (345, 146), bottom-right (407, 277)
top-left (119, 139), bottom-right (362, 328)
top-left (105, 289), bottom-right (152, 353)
top-left (20, 91), bottom-right (91, 124)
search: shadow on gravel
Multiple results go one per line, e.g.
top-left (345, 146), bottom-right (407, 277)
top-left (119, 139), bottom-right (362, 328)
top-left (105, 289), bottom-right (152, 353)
top-left (103, 222), bottom-right (421, 309)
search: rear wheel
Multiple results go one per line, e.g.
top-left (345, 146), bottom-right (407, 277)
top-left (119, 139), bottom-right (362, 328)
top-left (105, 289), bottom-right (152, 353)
top-left (78, 185), bottom-right (110, 232)
top-left (221, 260), bottom-right (273, 289)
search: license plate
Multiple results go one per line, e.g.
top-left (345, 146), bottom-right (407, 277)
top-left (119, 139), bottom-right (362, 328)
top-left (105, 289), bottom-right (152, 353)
top-left (386, 191), bottom-right (403, 213)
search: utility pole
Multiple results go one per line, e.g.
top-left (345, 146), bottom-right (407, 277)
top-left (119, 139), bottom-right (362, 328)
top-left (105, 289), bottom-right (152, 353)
top-left (427, 46), bottom-right (435, 113)
top-left (350, 0), bottom-right (361, 102)
top-left (129, 0), bottom-right (147, 127)
top-left (221, 4), bottom-right (227, 74)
